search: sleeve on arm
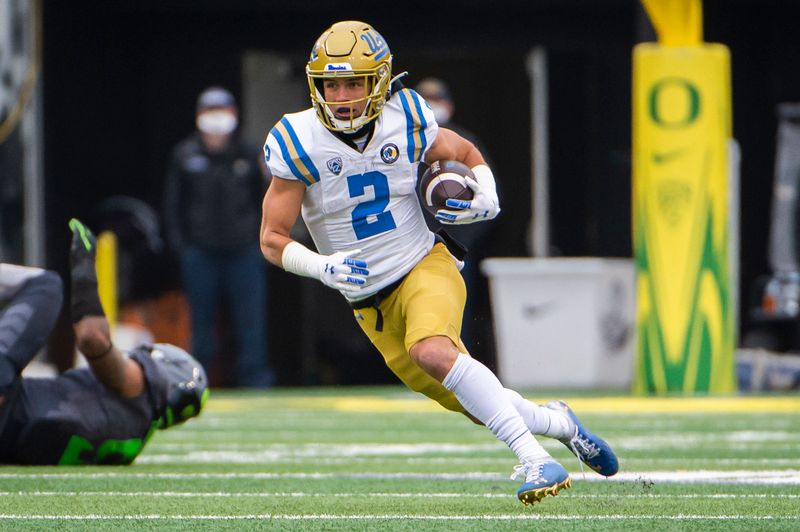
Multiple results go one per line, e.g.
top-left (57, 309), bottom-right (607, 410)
top-left (418, 90), bottom-right (439, 155)
top-left (265, 117), bottom-right (320, 186)
top-left (397, 88), bottom-right (439, 163)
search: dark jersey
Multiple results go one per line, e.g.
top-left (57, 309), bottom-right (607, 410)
top-left (0, 347), bottom-right (167, 465)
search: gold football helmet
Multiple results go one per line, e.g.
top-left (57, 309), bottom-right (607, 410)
top-left (307, 21), bottom-right (393, 132)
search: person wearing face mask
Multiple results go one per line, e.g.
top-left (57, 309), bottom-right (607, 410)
top-left (162, 86), bottom-right (275, 388)
top-left (415, 77), bottom-right (498, 356)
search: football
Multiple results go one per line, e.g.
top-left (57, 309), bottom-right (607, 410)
top-left (418, 160), bottom-right (475, 215)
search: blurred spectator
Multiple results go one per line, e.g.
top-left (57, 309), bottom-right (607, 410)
top-left (416, 77), bottom-right (498, 355)
top-left (162, 86), bottom-right (274, 387)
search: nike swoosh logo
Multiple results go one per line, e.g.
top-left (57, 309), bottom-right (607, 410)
top-left (522, 301), bottom-right (554, 318)
top-left (652, 147), bottom-right (687, 165)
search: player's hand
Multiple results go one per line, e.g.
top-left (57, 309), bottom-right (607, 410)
top-left (316, 249), bottom-right (370, 295)
top-left (69, 218), bottom-right (98, 286)
top-left (68, 218), bottom-right (106, 323)
top-left (69, 218), bottom-right (97, 258)
top-left (434, 177), bottom-right (500, 225)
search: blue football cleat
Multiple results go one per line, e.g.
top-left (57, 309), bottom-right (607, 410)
top-left (511, 460), bottom-right (572, 506)
top-left (546, 400), bottom-right (619, 476)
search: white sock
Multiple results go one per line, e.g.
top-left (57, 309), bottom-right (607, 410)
top-left (443, 353), bottom-right (550, 464)
top-left (504, 388), bottom-right (574, 440)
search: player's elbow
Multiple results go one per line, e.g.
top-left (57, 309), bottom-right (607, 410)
top-left (259, 229), bottom-right (284, 267)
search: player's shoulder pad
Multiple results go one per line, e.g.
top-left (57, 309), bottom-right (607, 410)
top-left (265, 109), bottom-right (320, 186)
top-left (392, 88), bottom-right (436, 163)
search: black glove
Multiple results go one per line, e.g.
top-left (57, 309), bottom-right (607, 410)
top-left (69, 218), bottom-right (105, 323)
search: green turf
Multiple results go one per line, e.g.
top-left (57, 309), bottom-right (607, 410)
top-left (1, 386), bottom-right (798, 531)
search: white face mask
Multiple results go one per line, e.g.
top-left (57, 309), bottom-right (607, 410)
top-left (429, 102), bottom-right (452, 125)
top-left (196, 110), bottom-right (238, 135)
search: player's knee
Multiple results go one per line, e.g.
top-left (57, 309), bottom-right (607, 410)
top-left (18, 271), bottom-right (63, 329)
top-left (31, 271), bottom-right (63, 307)
top-left (409, 336), bottom-right (458, 381)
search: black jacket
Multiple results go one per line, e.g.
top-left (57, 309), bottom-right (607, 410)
top-left (163, 134), bottom-right (267, 251)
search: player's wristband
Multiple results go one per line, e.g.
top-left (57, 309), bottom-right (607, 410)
top-left (84, 342), bottom-right (114, 361)
top-left (281, 241), bottom-right (323, 279)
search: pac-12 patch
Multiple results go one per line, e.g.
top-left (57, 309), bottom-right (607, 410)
top-left (327, 157), bottom-right (343, 175)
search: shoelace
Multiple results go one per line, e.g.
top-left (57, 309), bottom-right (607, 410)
top-left (511, 460), bottom-right (550, 482)
top-left (566, 427), bottom-right (601, 480)
top-left (510, 461), bottom-right (546, 482)
top-left (570, 430), bottom-right (601, 460)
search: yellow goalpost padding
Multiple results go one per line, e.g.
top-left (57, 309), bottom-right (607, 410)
top-left (632, 0), bottom-right (736, 393)
top-left (95, 230), bottom-right (118, 330)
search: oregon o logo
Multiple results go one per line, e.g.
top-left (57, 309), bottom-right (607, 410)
top-left (648, 78), bottom-right (700, 129)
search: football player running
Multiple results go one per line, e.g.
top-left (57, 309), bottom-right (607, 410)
top-left (260, 20), bottom-right (618, 505)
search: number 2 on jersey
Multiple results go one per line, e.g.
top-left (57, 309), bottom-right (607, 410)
top-left (347, 171), bottom-right (397, 239)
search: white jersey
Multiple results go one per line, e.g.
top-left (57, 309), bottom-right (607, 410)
top-left (265, 88), bottom-right (439, 301)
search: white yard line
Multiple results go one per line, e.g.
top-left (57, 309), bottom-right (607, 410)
top-left (1, 470), bottom-right (799, 484)
top-left (0, 491), bottom-right (798, 499)
top-left (136, 454), bottom-right (800, 467)
top-left (0, 514), bottom-right (797, 521)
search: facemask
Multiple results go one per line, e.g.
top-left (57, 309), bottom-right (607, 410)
top-left (196, 111), bottom-right (238, 135)
top-left (429, 102), bottom-right (452, 126)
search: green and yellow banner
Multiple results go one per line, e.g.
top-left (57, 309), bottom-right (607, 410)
top-left (633, 0), bottom-right (736, 393)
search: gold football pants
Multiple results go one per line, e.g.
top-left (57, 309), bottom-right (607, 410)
top-left (354, 243), bottom-right (468, 413)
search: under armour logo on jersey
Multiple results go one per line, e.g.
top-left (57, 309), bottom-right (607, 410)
top-left (327, 157), bottom-right (343, 175)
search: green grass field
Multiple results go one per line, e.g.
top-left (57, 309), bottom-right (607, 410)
top-left (1, 386), bottom-right (798, 530)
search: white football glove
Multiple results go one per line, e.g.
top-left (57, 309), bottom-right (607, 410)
top-left (317, 249), bottom-right (369, 292)
top-left (434, 164), bottom-right (500, 225)
top-left (281, 242), bottom-right (369, 298)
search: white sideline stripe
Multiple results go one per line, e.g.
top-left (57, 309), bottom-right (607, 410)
top-left (1, 470), bottom-right (799, 484)
top-left (0, 514), bottom-right (796, 521)
top-left (2, 491), bottom-right (799, 500)
top-left (137, 455), bottom-right (800, 467)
